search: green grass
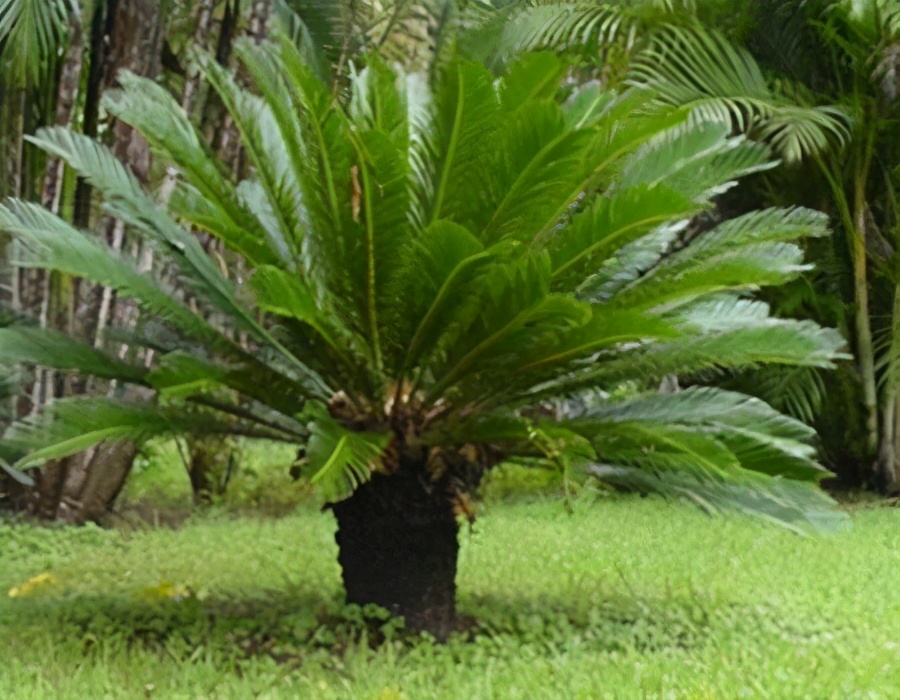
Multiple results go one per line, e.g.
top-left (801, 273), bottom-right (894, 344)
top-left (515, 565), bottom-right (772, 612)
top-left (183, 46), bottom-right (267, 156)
top-left (2, 495), bottom-right (899, 699)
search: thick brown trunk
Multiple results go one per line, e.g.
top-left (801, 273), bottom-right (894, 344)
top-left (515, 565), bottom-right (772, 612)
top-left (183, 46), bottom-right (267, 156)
top-left (36, 441), bottom-right (138, 523)
top-left (330, 462), bottom-right (460, 640)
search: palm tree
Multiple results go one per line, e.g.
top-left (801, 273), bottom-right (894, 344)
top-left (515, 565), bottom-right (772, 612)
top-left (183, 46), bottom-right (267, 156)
top-left (623, 1), bottom-right (900, 490)
top-left (0, 0), bottom-right (279, 516)
top-left (0, 40), bottom-right (846, 637)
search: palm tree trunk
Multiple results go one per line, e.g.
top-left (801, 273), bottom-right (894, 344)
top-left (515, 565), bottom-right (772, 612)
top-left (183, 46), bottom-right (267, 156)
top-left (30, 9), bottom-right (86, 416)
top-left (852, 198), bottom-right (879, 460)
top-left (877, 286), bottom-right (900, 494)
top-left (181, 0), bottom-right (215, 114)
top-left (850, 128), bottom-right (881, 481)
top-left (330, 458), bottom-right (460, 640)
top-left (877, 397), bottom-right (900, 494)
top-left (35, 0), bottom-right (164, 523)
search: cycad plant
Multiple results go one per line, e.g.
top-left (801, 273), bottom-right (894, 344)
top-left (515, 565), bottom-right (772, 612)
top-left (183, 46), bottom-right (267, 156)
top-left (0, 40), bottom-right (846, 637)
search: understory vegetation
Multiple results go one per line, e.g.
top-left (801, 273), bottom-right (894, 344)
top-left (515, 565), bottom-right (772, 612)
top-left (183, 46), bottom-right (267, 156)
top-left (2, 487), bottom-right (899, 699)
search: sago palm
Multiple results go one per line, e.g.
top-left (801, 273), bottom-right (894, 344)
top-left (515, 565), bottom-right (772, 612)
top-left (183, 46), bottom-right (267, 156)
top-left (0, 39), bottom-right (846, 636)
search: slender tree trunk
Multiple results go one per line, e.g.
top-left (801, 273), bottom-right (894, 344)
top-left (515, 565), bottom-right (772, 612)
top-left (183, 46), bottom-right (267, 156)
top-left (73, 0), bottom-right (113, 230)
top-left (34, 0), bottom-right (165, 523)
top-left (248, 0), bottom-right (271, 43)
top-left (844, 128), bottom-right (879, 479)
top-left (36, 441), bottom-right (139, 523)
top-left (181, 0), bottom-right (215, 114)
top-left (877, 287), bottom-right (900, 493)
top-left (330, 458), bottom-right (461, 640)
top-left (853, 201), bottom-right (878, 459)
top-left (29, 10), bottom-right (86, 416)
top-left (182, 0), bottom-right (267, 504)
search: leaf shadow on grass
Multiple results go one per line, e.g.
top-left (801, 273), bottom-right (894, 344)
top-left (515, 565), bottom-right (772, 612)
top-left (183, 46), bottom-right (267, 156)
top-left (2, 587), bottom-right (715, 658)
top-left (4, 586), bottom-right (836, 666)
top-left (459, 591), bottom-right (714, 654)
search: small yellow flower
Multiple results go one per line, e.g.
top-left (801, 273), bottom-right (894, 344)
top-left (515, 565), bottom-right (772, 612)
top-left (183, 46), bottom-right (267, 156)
top-left (8, 573), bottom-right (60, 598)
top-left (137, 580), bottom-right (193, 602)
top-left (373, 688), bottom-right (407, 700)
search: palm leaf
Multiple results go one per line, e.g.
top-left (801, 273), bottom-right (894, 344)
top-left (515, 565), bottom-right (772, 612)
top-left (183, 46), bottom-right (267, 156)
top-left (629, 24), bottom-right (850, 163)
top-left (301, 404), bottom-right (391, 503)
top-left (0, 325), bottom-right (146, 383)
top-left (0, 0), bottom-right (71, 85)
top-left (25, 128), bottom-right (333, 399)
top-left (5, 398), bottom-right (279, 469)
top-left (590, 463), bottom-right (846, 534)
top-left (103, 71), bottom-right (286, 267)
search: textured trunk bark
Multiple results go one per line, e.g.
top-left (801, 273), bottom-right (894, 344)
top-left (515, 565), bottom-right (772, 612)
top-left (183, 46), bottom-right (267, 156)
top-left (29, 10), bottom-right (86, 415)
top-left (877, 287), bottom-right (900, 494)
top-left (181, 0), bottom-right (215, 114)
top-left (847, 131), bottom-right (880, 483)
top-left (36, 441), bottom-right (138, 523)
top-left (187, 436), bottom-right (237, 505)
top-left (31, 0), bottom-right (164, 523)
top-left (73, 0), bottom-right (112, 230)
top-left (331, 462), bottom-right (460, 640)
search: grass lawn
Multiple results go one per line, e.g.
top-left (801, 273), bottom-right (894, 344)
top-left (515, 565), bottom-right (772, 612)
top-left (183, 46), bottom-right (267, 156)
top-left (1, 493), bottom-right (899, 699)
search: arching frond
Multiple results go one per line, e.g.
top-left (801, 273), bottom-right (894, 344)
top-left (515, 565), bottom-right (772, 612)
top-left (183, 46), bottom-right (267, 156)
top-left (460, 2), bottom-right (631, 70)
top-left (0, 0), bottom-right (72, 85)
top-left (629, 24), bottom-right (851, 163)
top-left (103, 71), bottom-right (286, 267)
top-left (300, 403), bottom-right (391, 503)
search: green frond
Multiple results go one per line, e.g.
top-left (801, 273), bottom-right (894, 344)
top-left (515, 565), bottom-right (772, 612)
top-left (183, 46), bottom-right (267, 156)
top-left (5, 398), bottom-right (268, 469)
top-left (199, 47), bottom-right (306, 270)
top-left (0, 0), bottom-right (72, 85)
top-left (301, 404), bottom-right (391, 503)
top-left (144, 350), bottom-right (312, 423)
top-left (590, 464), bottom-right (846, 534)
top-left (579, 225), bottom-right (681, 303)
top-left (617, 119), bottom-right (776, 200)
top-left (27, 129), bottom-right (333, 399)
top-left (480, 101), bottom-right (596, 244)
top-left (348, 58), bottom-right (410, 151)
top-left (103, 71), bottom-right (286, 267)
top-left (610, 242), bottom-right (811, 311)
top-left (348, 127), bottom-right (413, 369)
top-left (415, 60), bottom-right (500, 228)
top-left (499, 52), bottom-right (567, 113)
top-left (252, 266), bottom-right (342, 351)
top-left (629, 24), bottom-right (851, 163)
top-left (0, 200), bottom-right (220, 346)
top-left (424, 253), bottom-right (558, 402)
top-left (575, 386), bottom-right (824, 476)
top-left (460, 2), bottom-right (630, 70)
top-left (607, 208), bottom-right (830, 311)
top-left (574, 387), bottom-right (845, 531)
top-left (549, 184), bottom-right (698, 290)
top-left (272, 0), bottom-right (342, 81)
top-left (24, 128), bottom-right (251, 320)
top-left (393, 220), bottom-right (495, 374)
top-left (0, 325), bottom-right (146, 384)
top-left (589, 319), bottom-right (847, 385)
